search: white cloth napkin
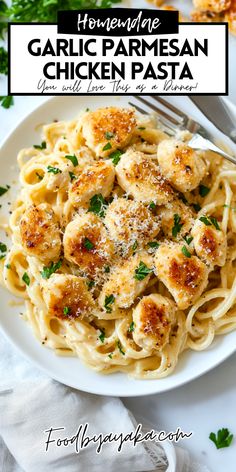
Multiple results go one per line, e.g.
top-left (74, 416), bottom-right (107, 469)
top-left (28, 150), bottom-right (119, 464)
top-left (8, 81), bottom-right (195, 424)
top-left (0, 334), bottom-right (210, 472)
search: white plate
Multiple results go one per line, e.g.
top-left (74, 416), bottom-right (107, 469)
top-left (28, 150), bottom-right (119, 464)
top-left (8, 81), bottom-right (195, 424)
top-left (0, 95), bottom-right (236, 397)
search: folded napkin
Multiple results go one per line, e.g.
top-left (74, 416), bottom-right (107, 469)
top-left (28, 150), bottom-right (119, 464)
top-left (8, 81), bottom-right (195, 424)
top-left (0, 335), bottom-right (210, 472)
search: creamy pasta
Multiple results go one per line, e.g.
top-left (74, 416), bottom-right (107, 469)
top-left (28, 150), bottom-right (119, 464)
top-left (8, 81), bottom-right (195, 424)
top-left (1, 105), bottom-right (236, 380)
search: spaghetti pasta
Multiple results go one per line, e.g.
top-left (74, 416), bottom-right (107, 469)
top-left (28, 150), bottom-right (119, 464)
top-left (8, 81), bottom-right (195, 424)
top-left (1, 105), bottom-right (236, 380)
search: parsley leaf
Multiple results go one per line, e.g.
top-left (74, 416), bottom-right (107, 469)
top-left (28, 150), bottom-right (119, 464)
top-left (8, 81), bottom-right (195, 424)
top-left (132, 240), bottom-right (138, 253)
top-left (87, 279), bottom-right (95, 289)
top-left (200, 216), bottom-right (220, 230)
top-left (103, 142), bottom-right (112, 151)
top-left (209, 216), bottom-right (220, 230)
top-left (148, 241), bottom-right (159, 249)
top-left (104, 294), bottom-right (115, 313)
top-left (183, 235), bottom-right (193, 245)
top-left (108, 149), bottom-right (124, 166)
top-left (0, 96), bottom-right (14, 109)
top-left (104, 265), bottom-right (110, 273)
top-left (64, 154), bottom-right (78, 166)
top-left (0, 185), bottom-right (10, 196)
top-left (47, 165), bottom-right (62, 174)
top-left (138, 126), bottom-right (145, 130)
top-left (69, 171), bottom-right (76, 181)
top-left (0, 242), bottom-right (7, 253)
top-left (33, 141), bottom-right (46, 150)
top-left (22, 272), bottom-right (30, 286)
top-left (0, 46), bottom-right (8, 75)
top-left (209, 428), bottom-right (234, 449)
top-left (134, 261), bottom-right (152, 281)
top-left (172, 214), bottom-right (184, 238)
top-left (99, 328), bottom-right (105, 343)
top-left (193, 203), bottom-right (201, 212)
top-left (128, 321), bottom-right (135, 333)
top-left (36, 172), bottom-right (43, 181)
top-left (199, 184), bottom-right (210, 197)
top-left (0, 22), bottom-right (7, 41)
top-left (63, 306), bottom-right (71, 316)
top-left (83, 237), bottom-right (94, 251)
top-left (104, 131), bottom-right (115, 140)
top-left (88, 194), bottom-right (108, 218)
top-left (149, 201), bottom-right (156, 210)
top-left (117, 340), bottom-right (125, 355)
top-left (199, 216), bottom-right (212, 226)
top-left (181, 246), bottom-right (191, 258)
top-left (41, 259), bottom-right (62, 279)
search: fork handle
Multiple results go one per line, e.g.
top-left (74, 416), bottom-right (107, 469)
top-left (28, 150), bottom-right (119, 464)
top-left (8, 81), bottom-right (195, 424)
top-left (189, 134), bottom-right (236, 166)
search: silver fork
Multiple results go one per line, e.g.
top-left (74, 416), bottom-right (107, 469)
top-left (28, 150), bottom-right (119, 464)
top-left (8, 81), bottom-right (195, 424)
top-left (129, 96), bottom-right (236, 166)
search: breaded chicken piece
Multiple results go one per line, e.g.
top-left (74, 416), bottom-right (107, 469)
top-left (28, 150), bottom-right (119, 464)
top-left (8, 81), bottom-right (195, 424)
top-left (116, 149), bottom-right (174, 205)
top-left (154, 244), bottom-right (209, 310)
top-left (104, 197), bottom-right (160, 252)
top-left (132, 294), bottom-right (177, 351)
top-left (43, 274), bottom-right (94, 320)
top-left (81, 107), bottom-right (136, 157)
top-left (63, 213), bottom-right (115, 278)
top-left (20, 203), bottom-right (61, 263)
top-left (98, 251), bottom-right (153, 314)
top-left (191, 219), bottom-right (226, 267)
top-left (193, 0), bottom-right (231, 13)
top-left (69, 160), bottom-right (115, 207)
top-left (157, 199), bottom-right (195, 241)
top-left (157, 139), bottom-right (208, 192)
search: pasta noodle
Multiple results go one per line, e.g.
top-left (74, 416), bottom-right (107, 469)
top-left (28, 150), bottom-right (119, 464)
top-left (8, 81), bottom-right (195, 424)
top-left (1, 105), bottom-right (236, 380)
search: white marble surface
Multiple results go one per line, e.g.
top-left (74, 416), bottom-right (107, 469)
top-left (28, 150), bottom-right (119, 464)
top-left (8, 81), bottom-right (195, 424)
top-left (0, 1), bottom-right (236, 470)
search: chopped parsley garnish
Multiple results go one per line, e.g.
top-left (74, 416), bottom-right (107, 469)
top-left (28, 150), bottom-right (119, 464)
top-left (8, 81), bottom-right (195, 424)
top-left (33, 141), bottom-right (46, 150)
top-left (117, 340), bottom-right (125, 355)
top-left (209, 217), bottom-right (220, 230)
top-left (83, 237), bottom-right (94, 251)
top-left (0, 185), bottom-right (10, 196)
top-left (63, 306), bottom-right (71, 316)
top-left (193, 203), bottom-right (201, 212)
top-left (47, 165), bottom-right (62, 174)
top-left (22, 272), bottom-right (30, 286)
top-left (103, 142), bottom-right (112, 151)
top-left (132, 240), bottom-right (138, 253)
top-left (138, 126), bottom-right (146, 130)
top-left (0, 22), bottom-right (7, 42)
top-left (87, 279), bottom-right (95, 288)
top-left (149, 201), bottom-right (156, 210)
top-left (5, 263), bottom-right (11, 269)
top-left (148, 241), bottom-right (159, 249)
top-left (179, 193), bottom-right (188, 205)
top-left (104, 131), bottom-right (115, 140)
top-left (172, 214), bottom-right (183, 238)
top-left (183, 235), bottom-right (193, 245)
top-left (0, 46), bottom-right (8, 75)
top-left (134, 261), bottom-right (152, 281)
top-left (104, 265), bottom-right (110, 273)
top-left (199, 216), bottom-right (220, 230)
top-left (199, 184), bottom-right (210, 197)
top-left (99, 328), bottom-right (105, 343)
top-left (0, 242), bottom-right (7, 253)
top-left (223, 204), bottom-right (236, 210)
top-left (209, 428), bottom-right (233, 449)
top-left (108, 149), bottom-right (124, 166)
top-left (199, 216), bottom-right (212, 226)
top-left (108, 353), bottom-right (113, 359)
top-left (104, 294), bottom-right (115, 313)
top-left (181, 246), bottom-right (191, 258)
top-left (36, 172), bottom-right (43, 181)
top-left (41, 260), bottom-right (62, 279)
top-left (0, 96), bottom-right (14, 109)
top-left (69, 171), bottom-right (76, 181)
top-left (86, 108), bottom-right (90, 112)
top-left (65, 154), bottom-right (78, 166)
top-left (128, 321), bottom-right (135, 333)
top-left (88, 194), bottom-right (108, 218)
